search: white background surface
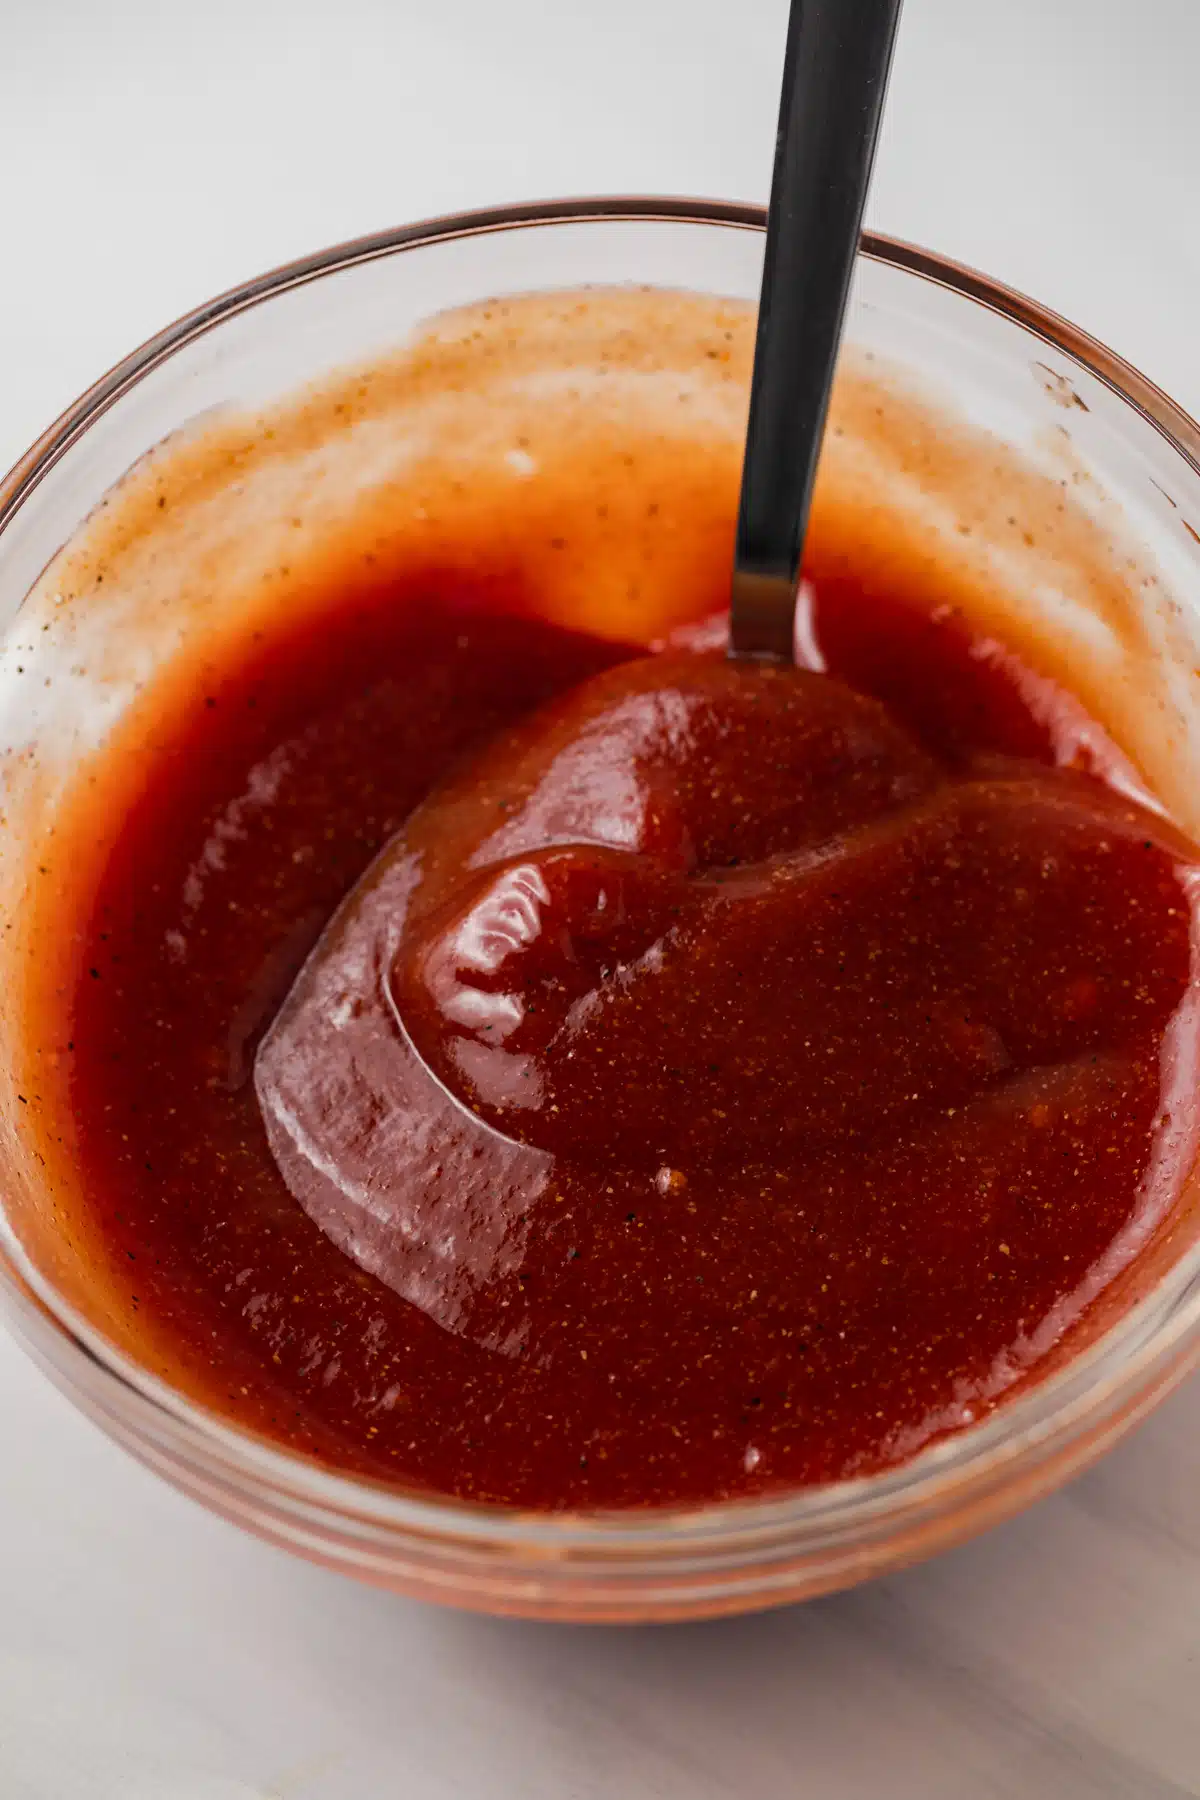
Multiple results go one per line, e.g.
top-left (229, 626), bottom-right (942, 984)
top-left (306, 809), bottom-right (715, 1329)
top-left (3, 2), bottom-right (1200, 1794)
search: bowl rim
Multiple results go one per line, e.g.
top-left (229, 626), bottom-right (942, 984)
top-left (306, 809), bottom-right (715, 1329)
top-left (4, 193), bottom-right (1200, 1571)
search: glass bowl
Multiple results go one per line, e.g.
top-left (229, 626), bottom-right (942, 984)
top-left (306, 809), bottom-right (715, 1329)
top-left (2, 199), bottom-right (1200, 1624)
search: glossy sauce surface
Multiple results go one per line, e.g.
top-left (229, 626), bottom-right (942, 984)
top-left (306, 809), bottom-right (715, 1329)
top-left (63, 550), bottom-right (1200, 1507)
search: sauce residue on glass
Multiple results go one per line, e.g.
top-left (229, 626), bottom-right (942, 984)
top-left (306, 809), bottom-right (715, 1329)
top-left (7, 288), bottom-right (1200, 1510)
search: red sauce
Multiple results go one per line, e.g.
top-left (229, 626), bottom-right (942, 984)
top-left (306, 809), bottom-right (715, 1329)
top-left (62, 551), bottom-right (1200, 1508)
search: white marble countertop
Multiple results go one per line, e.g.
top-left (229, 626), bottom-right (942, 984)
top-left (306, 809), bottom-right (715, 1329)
top-left (2, 1), bottom-right (1200, 1794)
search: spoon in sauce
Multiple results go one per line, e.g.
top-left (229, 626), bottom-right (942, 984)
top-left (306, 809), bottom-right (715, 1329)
top-left (730, 0), bottom-right (904, 663)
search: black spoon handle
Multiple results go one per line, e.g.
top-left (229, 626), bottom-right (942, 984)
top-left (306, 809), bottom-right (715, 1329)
top-left (730, 0), bottom-right (904, 662)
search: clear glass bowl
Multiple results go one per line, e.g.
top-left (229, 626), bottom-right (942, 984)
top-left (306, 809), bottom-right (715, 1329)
top-left (2, 199), bottom-right (1200, 1623)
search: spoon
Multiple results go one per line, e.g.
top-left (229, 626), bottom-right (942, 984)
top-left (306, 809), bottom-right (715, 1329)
top-left (730, 0), bottom-right (904, 663)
